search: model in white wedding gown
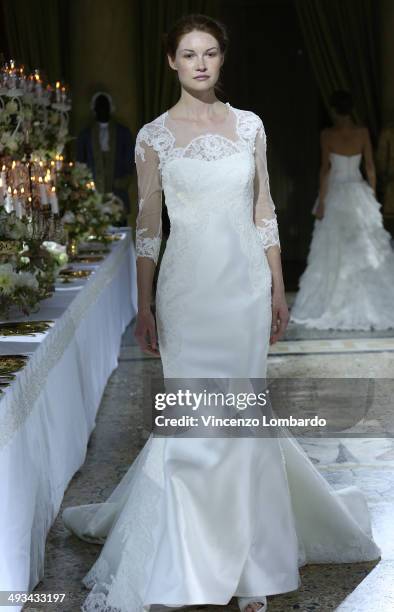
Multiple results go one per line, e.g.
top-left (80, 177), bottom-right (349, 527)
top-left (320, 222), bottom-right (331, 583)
top-left (62, 104), bottom-right (381, 612)
top-left (290, 152), bottom-right (394, 330)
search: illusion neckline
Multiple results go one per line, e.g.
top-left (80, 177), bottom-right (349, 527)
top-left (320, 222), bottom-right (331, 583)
top-left (161, 102), bottom-right (243, 149)
top-left (165, 101), bottom-right (232, 124)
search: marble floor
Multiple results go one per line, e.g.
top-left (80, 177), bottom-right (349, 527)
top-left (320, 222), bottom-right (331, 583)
top-left (25, 305), bottom-right (394, 612)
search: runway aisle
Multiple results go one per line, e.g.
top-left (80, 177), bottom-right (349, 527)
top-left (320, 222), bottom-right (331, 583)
top-left (25, 307), bottom-right (394, 612)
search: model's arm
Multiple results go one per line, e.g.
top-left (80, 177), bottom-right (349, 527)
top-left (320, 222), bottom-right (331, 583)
top-left (254, 120), bottom-right (289, 345)
top-left (362, 127), bottom-right (376, 194)
top-left (315, 129), bottom-right (331, 219)
top-left (376, 128), bottom-right (389, 182)
top-left (134, 131), bottom-right (163, 356)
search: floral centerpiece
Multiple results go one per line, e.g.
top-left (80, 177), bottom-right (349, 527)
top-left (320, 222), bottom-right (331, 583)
top-left (0, 262), bottom-right (40, 317)
top-left (0, 205), bottom-right (68, 318)
top-left (57, 162), bottom-right (124, 250)
top-left (0, 100), bottom-right (25, 156)
top-left (0, 99), bottom-right (69, 160)
top-left (0, 61), bottom-right (72, 162)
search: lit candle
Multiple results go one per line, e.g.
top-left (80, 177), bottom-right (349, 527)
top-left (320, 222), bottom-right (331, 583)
top-left (20, 186), bottom-right (26, 217)
top-left (38, 176), bottom-right (48, 204)
top-left (0, 177), bottom-right (4, 206)
top-left (27, 195), bottom-right (33, 218)
top-left (27, 74), bottom-right (34, 93)
top-left (35, 70), bottom-right (42, 97)
top-left (49, 186), bottom-right (59, 214)
top-left (13, 188), bottom-right (22, 218)
top-left (17, 66), bottom-right (24, 90)
top-left (9, 59), bottom-right (16, 88)
top-left (55, 81), bottom-right (61, 103)
top-left (6, 186), bottom-right (13, 213)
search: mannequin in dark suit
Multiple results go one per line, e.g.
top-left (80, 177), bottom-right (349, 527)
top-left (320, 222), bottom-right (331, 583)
top-left (76, 92), bottom-right (135, 222)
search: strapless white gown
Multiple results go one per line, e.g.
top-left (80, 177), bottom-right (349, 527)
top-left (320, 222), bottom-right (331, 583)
top-left (62, 108), bottom-right (381, 611)
top-left (291, 152), bottom-right (394, 330)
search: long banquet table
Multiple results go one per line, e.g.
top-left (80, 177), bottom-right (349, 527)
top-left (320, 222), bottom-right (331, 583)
top-left (0, 228), bottom-right (137, 605)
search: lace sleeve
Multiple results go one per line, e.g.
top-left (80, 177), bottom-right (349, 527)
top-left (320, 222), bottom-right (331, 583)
top-left (253, 119), bottom-right (281, 252)
top-left (135, 128), bottom-right (163, 265)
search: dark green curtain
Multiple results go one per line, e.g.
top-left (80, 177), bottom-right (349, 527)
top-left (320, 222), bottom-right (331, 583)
top-left (135, 0), bottom-right (221, 125)
top-left (1, 0), bottom-right (69, 82)
top-left (295, 0), bottom-right (381, 140)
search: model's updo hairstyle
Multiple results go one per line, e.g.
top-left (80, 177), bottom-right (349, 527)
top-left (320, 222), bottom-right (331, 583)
top-left (164, 13), bottom-right (229, 59)
top-left (164, 13), bottom-right (229, 93)
top-left (330, 90), bottom-right (354, 116)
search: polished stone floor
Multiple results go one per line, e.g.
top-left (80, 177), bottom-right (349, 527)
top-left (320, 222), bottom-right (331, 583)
top-left (25, 306), bottom-right (394, 612)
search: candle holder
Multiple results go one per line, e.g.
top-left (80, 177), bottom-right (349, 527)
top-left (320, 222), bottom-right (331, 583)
top-left (67, 238), bottom-right (79, 258)
top-left (0, 58), bottom-right (73, 242)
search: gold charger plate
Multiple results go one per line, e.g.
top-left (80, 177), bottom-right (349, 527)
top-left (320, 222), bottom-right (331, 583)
top-left (78, 248), bottom-right (110, 256)
top-left (73, 255), bottom-right (104, 263)
top-left (0, 354), bottom-right (29, 374)
top-left (0, 373), bottom-right (15, 382)
top-left (0, 321), bottom-right (53, 336)
top-left (59, 269), bottom-right (92, 278)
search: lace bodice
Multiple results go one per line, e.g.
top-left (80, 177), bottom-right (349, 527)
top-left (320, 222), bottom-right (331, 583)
top-left (134, 102), bottom-right (280, 264)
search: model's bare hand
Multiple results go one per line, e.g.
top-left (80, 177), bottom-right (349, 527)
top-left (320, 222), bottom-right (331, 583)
top-left (270, 292), bottom-right (289, 345)
top-left (134, 309), bottom-right (160, 356)
top-left (313, 202), bottom-right (325, 220)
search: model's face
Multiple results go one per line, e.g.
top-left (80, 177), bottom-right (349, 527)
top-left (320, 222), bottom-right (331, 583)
top-left (168, 30), bottom-right (224, 91)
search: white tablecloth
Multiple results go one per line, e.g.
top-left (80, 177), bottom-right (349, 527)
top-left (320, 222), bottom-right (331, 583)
top-left (0, 229), bottom-right (137, 606)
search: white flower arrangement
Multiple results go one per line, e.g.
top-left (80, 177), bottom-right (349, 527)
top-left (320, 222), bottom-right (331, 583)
top-left (0, 207), bottom-right (65, 316)
top-left (57, 164), bottom-right (123, 244)
top-left (14, 270), bottom-right (39, 290)
top-left (62, 211), bottom-right (76, 224)
top-left (42, 241), bottom-right (68, 267)
top-left (0, 264), bottom-right (16, 295)
top-left (0, 130), bottom-right (23, 154)
top-left (0, 87), bottom-right (71, 159)
top-left (0, 263), bottom-right (38, 295)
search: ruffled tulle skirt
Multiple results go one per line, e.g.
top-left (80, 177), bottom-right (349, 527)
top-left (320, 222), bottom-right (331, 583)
top-left (291, 179), bottom-right (394, 330)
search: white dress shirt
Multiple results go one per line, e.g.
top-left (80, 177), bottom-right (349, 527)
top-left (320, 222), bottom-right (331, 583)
top-left (99, 122), bottom-right (110, 151)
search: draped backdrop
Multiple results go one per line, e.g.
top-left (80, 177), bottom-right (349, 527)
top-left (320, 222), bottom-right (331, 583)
top-left (3, 0), bottom-right (381, 133)
top-left (0, 0), bottom-right (391, 273)
top-left (1, 0), bottom-right (70, 83)
top-left (295, 0), bottom-right (381, 141)
top-left (134, 0), bottom-right (382, 136)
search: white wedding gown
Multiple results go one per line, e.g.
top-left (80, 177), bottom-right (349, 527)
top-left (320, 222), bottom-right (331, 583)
top-left (62, 105), bottom-right (381, 611)
top-left (290, 152), bottom-right (394, 330)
